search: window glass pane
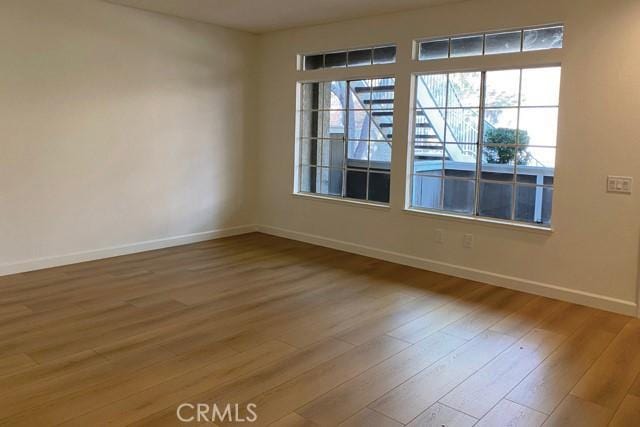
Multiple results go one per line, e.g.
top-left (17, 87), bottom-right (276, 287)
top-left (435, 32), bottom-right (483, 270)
top-left (416, 109), bottom-right (445, 142)
top-left (347, 140), bottom-right (369, 166)
top-left (523, 26), bottom-right (563, 51)
top-left (368, 173), bottom-right (390, 203)
top-left (348, 49), bottom-right (372, 67)
top-left (304, 55), bottom-right (323, 70)
top-left (518, 107), bottom-right (559, 146)
top-left (483, 109), bottom-right (518, 138)
top-left (316, 167), bottom-right (343, 196)
top-left (485, 69), bottom-right (520, 107)
top-left (448, 72), bottom-right (481, 108)
top-left (327, 110), bottom-right (345, 138)
top-left (300, 166), bottom-right (316, 193)
top-left (419, 39), bottom-right (449, 60)
top-left (450, 35), bottom-right (484, 57)
top-left (417, 74), bottom-right (448, 108)
top-left (414, 153), bottom-right (444, 176)
top-left (300, 138), bottom-right (320, 166)
top-left (324, 51), bottom-right (347, 68)
top-left (444, 145), bottom-right (476, 178)
top-left (319, 138), bottom-right (345, 169)
top-left (349, 80), bottom-right (371, 110)
top-left (369, 141), bottom-right (392, 170)
top-left (516, 147), bottom-right (555, 182)
top-left (485, 31), bottom-right (522, 55)
top-left (479, 181), bottom-right (514, 220)
top-left (482, 145), bottom-right (515, 181)
top-left (443, 179), bottom-right (475, 214)
top-left (520, 67), bottom-right (561, 106)
top-left (301, 110), bottom-right (326, 139)
top-left (370, 78), bottom-right (395, 110)
top-left (373, 46), bottom-right (396, 64)
top-left (444, 109), bottom-right (480, 143)
top-left (515, 185), bottom-right (553, 225)
top-left (412, 175), bottom-right (443, 209)
top-left (371, 110), bottom-right (393, 141)
top-left (302, 82), bottom-right (322, 110)
top-left (348, 109), bottom-right (370, 140)
top-left (346, 170), bottom-right (367, 199)
top-left (328, 81), bottom-right (347, 109)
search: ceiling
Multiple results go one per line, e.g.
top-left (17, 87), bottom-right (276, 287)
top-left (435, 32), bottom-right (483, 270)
top-left (106, 0), bottom-right (464, 33)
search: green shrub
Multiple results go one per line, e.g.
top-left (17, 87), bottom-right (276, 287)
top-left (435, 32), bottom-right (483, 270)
top-left (483, 128), bottom-right (531, 165)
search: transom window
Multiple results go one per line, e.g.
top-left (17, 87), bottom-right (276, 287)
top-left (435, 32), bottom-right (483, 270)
top-left (297, 78), bottom-right (396, 203)
top-left (301, 45), bottom-right (397, 71)
top-left (417, 25), bottom-right (564, 61)
top-left (410, 66), bottom-right (561, 226)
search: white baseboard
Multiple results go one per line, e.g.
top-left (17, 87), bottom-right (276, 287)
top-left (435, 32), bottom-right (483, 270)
top-left (0, 225), bottom-right (258, 277)
top-left (257, 225), bottom-right (638, 317)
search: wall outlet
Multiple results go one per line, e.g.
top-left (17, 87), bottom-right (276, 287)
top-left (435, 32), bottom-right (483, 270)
top-left (463, 234), bottom-right (473, 248)
top-left (435, 229), bottom-right (444, 244)
top-left (607, 176), bottom-right (633, 194)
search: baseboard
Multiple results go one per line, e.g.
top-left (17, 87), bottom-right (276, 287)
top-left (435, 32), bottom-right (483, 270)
top-left (0, 225), bottom-right (258, 277)
top-left (257, 225), bottom-right (638, 317)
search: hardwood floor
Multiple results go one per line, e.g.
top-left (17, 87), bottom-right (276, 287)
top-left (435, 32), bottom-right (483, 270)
top-left (0, 232), bottom-right (638, 426)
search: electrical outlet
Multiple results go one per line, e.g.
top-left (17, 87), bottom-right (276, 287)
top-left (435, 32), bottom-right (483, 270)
top-left (463, 234), bottom-right (473, 248)
top-left (607, 176), bottom-right (633, 194)
top-left (435, 229), bottom-right (444, 244)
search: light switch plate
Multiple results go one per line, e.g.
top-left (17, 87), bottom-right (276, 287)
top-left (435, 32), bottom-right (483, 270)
top-left (607, 176), bottom-right (633, 194)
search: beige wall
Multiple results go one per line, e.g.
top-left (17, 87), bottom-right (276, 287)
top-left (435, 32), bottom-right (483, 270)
top-left (256, 0), bottom-right (640, 313)
top-left (0, 0), bottom-right (257, 270)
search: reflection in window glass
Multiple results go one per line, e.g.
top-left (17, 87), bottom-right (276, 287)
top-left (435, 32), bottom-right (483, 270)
top-left (450, 35), bottom-right (484, 57)
top-left (485, 31), bottom-right (521, 55)
top-left (523, 26), bottom-right (564, 51)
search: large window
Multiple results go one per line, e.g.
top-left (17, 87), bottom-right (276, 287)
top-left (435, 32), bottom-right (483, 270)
top-left (297, 78), bottom-right (396, 203)
top-left (410, 66), bottom-right (560, 226)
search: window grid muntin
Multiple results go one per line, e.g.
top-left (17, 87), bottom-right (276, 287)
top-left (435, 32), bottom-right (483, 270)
top-left (416, 24), bottom-right (563, 61)
top-left (410, 66), bottom-right (559, 226)
top-left (297, 78), bottom-right (395, 204)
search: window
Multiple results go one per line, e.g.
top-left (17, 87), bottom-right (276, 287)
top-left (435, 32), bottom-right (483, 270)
top-left (417, 25), bottom-right (563, 61)
top-left (297, 78), bottom-right (396, 203)
top-left (301, 45), bottom-right (397, 70)
top-left (410, 66), bottom-right (561, 226)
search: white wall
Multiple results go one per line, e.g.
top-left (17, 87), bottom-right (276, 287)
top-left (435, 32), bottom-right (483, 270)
top-left (0, 0), bottom-right (257, 272)
top-left (255, 0), bottom-right (640, 314)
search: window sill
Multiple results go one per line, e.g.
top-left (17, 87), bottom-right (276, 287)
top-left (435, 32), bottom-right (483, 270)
top-left (403, 207), bottom-right (554, 234)
top-left (292, 192), bottom-right (390, 210)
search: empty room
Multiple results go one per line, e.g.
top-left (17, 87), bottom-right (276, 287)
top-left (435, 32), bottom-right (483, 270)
top-left (1, 0), bottom-right (640, 425)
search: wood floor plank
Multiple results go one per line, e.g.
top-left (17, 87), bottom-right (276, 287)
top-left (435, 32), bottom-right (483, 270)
top-left (440, 328), bottom-right (565, 418)
top-left (406, 403), bottom-right (476, 427)
top-left (270, 413), bottom-right (319, 427)
top-left (60, 338), bottom-right (353, 426)
top-left (542, 395), bottom-right (612, 427)
top-left (507, 310), bottom-right (628, 414)
top-left (338, 408), bottom-right (402, 427)
top-left (0, 354), bottom-right (37, 378)
top-left (298, 332), bottom-right (467, 426)
top-left (476, 400), bottom-right (547, 427)
top-left (570, 319), bottom-right (640, 410)
top-left (222, 335), bottom-right (409, 426)
top-left (608, 394), bottom-right (640, 427)
top-left (369, 330), bottom-right (516, 424)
